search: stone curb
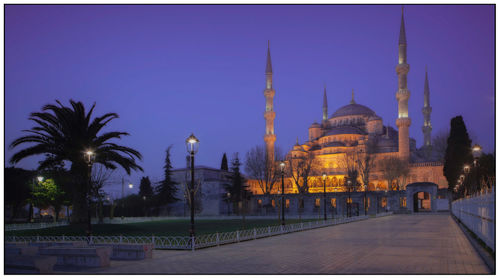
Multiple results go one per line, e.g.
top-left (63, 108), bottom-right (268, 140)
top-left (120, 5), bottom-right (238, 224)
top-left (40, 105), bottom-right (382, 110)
top-left (451, 214), bottom-right (495, 274)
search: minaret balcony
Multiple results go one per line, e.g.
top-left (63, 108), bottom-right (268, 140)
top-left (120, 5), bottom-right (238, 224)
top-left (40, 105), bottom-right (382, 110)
top-left (395, 64), bottom-right (410, 74)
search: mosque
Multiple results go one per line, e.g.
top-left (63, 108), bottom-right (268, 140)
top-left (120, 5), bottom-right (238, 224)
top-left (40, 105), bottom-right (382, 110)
top-left (247, 7), bottom-right (449, 214)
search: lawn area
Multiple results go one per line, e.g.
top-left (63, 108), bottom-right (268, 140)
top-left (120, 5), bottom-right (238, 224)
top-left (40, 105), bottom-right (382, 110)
top-left (5, 218), bottom-right (318, 237)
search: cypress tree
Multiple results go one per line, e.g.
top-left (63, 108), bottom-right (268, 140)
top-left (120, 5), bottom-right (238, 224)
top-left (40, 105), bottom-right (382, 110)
top-left (139, 176), bottom-right (154, 198)
top-left (443, 116), bottom-right (473, 191)
top-left (156, 146), bottom-right (179, 207)
top-left (221, 153), bottom-right (228, 171)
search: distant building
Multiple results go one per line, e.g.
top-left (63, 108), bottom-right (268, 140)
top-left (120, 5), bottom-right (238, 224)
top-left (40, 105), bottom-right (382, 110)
top-left (168, 166), bottom-right (232, 216)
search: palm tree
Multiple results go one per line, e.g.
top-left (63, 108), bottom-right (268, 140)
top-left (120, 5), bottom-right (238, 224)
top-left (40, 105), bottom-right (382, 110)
top-left (10, 100), bottom-right (143, 224)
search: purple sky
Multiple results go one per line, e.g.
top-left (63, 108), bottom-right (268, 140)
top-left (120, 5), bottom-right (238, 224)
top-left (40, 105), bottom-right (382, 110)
top-left (5, 5), bottom-right (495, 197)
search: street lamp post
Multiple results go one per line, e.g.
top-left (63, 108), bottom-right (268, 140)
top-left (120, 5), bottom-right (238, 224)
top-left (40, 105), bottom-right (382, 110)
top-left (121, 178), bottom-right (133, 219)
top-left (322, 173), bottom-right (327, 221)
top-left (364, 184), bottom-right (368, 216)
top-left (347, 179), bottom-right (352, 217)
top-left (280, 161), bottom-right (286, 226)
top-left (84, 150), bottom-right (95, 236)
top-left (186, 133), bottom-right (200, 238)
top-left (472, 144), bottom-right (482, 194)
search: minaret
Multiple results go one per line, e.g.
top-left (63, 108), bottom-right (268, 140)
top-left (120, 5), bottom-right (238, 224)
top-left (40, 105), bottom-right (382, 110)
top-left (395, 6), bottom-right (411, 161)
top-left (422, 67), bottom-right (432, 147)
top-left (322, 85), bottom-right (328, 123)
top-left (264, 41), bottom-right (276, 163)
top-left (350, 89), bottom-right (356, 104)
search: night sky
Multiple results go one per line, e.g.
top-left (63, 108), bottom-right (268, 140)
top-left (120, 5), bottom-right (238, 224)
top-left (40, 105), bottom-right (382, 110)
top-left (5, 5), bottom-right (495, 197)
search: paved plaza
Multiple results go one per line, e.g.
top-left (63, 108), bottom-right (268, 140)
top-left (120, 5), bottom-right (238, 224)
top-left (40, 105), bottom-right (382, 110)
top-left (87, 213), bottom-right (489, 274)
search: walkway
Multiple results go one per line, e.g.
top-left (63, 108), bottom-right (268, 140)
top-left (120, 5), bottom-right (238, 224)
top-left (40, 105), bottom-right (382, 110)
top-left (90, 214), bottom-right (490, 274)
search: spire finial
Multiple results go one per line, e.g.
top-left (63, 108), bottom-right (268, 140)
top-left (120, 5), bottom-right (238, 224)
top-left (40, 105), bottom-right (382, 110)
top-left (266, 40), bottom-right (272, 74)
top-left (424, 67), bottom-right (430, 107)
top-left (322, 84), bottom-right (328, 122)
top-left (399, 5), bottom-right (407, 45)
top-left (350, 89), bottom-right (356, 104)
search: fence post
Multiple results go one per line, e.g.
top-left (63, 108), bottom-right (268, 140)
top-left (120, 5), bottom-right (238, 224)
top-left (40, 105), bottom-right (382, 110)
top-left (120, 235), bottom-right (123, 243)
top-left (13, 236), bottom-right (16, 242)
top-left (36, 235), bottom-right (40, 242)
top-left (152, 235), bottom-right (155, 246)
top-left (62, 235), bottom-right (65, 241)
top-left (236, 230), bottom-right (240, 242)
top-left (280, 225), bottom-right (284, 234)
top-left (268, 226), bottom-right (271, 236)
top-left (253, 228), bottom-right (257, 239)
top-left (216, 232), bottom-right (220, 246)
top-left (90, 235), bottom-right (93, 245)
top-left (191, 236), bottom-right (195, 251)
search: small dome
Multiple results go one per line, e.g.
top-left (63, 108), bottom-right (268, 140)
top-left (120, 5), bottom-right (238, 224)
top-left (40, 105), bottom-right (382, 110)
top-left (325, 126), bottom-right (366, 136)
top-left (331, 103), bottom-right (376, 118)
top-left (310, 122), bottom-right (321, 128)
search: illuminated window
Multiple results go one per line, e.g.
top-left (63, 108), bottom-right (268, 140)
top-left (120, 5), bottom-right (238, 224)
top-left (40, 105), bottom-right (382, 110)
top-left (400, 197), bottom-right (406, 208)
top-left (381, 197), bottom-right (387, 208)
top-left (258, 199), bottom-right (262, 207)
top-left (271, 200), bottom-right (276, 207)
top-left (364, 197), bottom-right (370, 208)
top-left (315, 199), bottom-right (321, 207)
top-left (331, 198), bottom-right (336, 208)
top-left (347, 198), bottom-right (352, 204)
top-left (286, 199), bottom-right (290, 208)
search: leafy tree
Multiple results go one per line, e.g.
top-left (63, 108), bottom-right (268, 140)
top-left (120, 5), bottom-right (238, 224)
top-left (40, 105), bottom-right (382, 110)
top-left (224, 153), bottom-right (251, 226)
top-left (155, 146), bottom-right (179, 213)
top-left (220, 153), bottom-right (228, 171)
top-left (9, 100), bottom-right (143, 224)
top-left (443, 116), bottom-right (473, 191)
top-left (32, 178), bottom-right (66, 221)
top-left (5, 167), bottom-right (32, 222)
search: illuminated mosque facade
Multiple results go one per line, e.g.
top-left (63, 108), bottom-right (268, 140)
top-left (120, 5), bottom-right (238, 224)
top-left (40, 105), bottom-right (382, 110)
top-left (247, 7), bottom-right (449, 214)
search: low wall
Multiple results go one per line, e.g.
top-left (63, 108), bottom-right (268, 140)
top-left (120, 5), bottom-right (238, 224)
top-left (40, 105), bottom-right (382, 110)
top-left (451, 190), bottom-right (495, 251)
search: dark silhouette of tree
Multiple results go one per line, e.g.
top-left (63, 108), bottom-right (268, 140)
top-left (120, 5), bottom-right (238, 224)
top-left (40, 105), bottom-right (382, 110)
top-left (139, 176), bottom-right (154, 198)
top-left (224, 153), bottom-right (251, 226)
top-left (477, 153), bottom-right (495, 192)
top-left (5, 167), bottom-right (32, 222)
top-left (155, 146), bottom-right (179, 214)
top-left (220, 153), bottom-right (228, 171)
top-left (9, 100), bottom-right (143, 225)
top-left (444, 116), bottom-right (472, 191)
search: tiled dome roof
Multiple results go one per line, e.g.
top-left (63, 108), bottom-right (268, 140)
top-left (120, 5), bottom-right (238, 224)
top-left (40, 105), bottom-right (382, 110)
top-left (331, 104), bottom-right (376, 118)
top-left (325, 126), bottom-right (366, 136)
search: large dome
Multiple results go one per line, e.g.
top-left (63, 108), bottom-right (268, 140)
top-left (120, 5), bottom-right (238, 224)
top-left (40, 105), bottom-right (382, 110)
top-left (331, 103), bottom-right (376, 118)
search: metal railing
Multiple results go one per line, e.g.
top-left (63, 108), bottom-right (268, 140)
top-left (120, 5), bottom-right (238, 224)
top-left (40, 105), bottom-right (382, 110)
top-left (452, 190), bottom-right (495, 251)
top-left (5, 212), bottom-right (392, 250)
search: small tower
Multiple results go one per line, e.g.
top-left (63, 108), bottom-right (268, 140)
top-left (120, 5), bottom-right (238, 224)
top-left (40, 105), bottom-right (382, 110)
top-left (422, 67), bottom-right (432, 147)
top-left (322, 85), bottom-right (328, 123)
top-left (264, 41), bottom-right (276, 163)
top-left (395, 6), bottom-right (411, 161)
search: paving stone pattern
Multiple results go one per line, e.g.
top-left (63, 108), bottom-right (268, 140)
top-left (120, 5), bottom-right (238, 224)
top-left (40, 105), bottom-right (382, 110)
top-left (89, 214), bottom-right (489, 274)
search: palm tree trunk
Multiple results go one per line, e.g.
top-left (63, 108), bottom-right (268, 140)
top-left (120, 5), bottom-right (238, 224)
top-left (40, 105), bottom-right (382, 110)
top-left (70, 166), bottom-right (89, 225)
